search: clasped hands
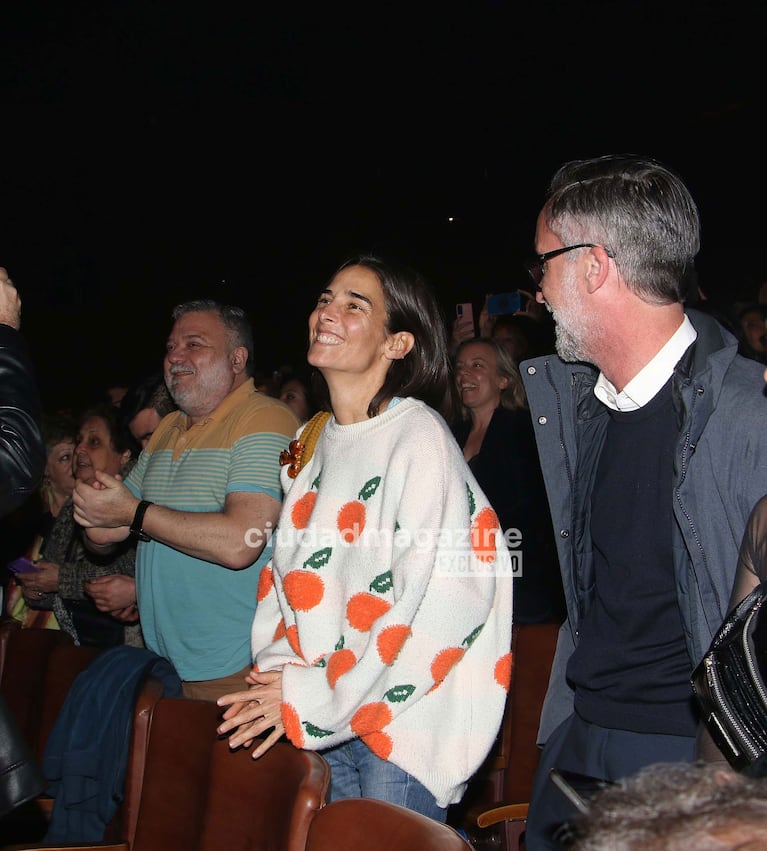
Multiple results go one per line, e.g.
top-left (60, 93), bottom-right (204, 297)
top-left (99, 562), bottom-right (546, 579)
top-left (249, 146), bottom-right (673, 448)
top-left (72, 470), bottom-right (138, 536)
top-left (217, 669), bottom-right (285, 759)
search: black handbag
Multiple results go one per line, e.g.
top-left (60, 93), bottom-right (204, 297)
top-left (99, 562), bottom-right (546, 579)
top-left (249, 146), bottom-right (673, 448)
top-left (691, 579), bottom-right (767, 776)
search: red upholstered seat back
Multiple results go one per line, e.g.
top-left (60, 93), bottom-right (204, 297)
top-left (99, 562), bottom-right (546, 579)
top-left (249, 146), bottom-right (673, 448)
top-left (129, 697), bottom-right (330, 851)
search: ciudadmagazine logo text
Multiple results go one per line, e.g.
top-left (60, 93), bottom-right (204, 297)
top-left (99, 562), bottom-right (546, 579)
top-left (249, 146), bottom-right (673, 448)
top-left (243, 522), bottom-right (523, 577)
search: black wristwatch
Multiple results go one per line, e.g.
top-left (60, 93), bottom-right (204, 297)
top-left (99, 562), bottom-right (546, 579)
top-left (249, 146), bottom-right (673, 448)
top-left (130, 500), bottom-right (153, 542)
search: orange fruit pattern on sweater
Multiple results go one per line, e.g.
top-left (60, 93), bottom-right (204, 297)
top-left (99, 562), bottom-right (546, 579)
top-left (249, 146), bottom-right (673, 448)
top-left (273, 618), bottom-right (286, 641)
top-left (291, 491), bottom-right (317, 529)
top-left (471, 506), bottom-right (499, 563)
top-left (361, 730), bottom-right (393, 761)
top-left (495, 652), bottom-right (513, 690)
top-left (346, 592), bottom-right (392, 632)
top-left (286, 624), bottom-right (302, 658)
top-left (350, 701), bottom-right (393, 736)
top-left (327, 647), bottom-right (357, 688)
top-left (284, 569), bottom-right (325, 611)
top-left (377, 624), bottom-right (412, 665)
top-left (428, 646), bottom-right (465, 692)
top-left (337, 500), bottom-right (366, 543)
top-left (257, 565), bottom-right (274, 602)
top-left (282, 702), bottom-right (303, 748)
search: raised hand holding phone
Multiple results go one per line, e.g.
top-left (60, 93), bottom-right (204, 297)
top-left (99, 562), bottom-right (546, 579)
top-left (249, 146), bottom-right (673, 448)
top-left (451, 302), bottom-right (476, 352)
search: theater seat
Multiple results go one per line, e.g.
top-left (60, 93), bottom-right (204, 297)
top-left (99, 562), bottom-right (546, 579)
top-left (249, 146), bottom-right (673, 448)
top-left (475, 622), bottom-right (559, 850)
top-left (4, 696), bottom-right (331, 851)
top-left (0, 624), bottom-right (102, 845)
top-left (305, 798), bottom-right (473, 851)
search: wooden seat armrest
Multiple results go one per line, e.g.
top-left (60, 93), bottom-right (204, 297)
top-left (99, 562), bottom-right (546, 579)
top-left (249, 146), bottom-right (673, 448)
top-left (475, 802), bottom-right (529, 828)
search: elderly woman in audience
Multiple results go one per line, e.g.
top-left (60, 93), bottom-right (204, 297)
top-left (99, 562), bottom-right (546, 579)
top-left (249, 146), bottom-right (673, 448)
top-left (17, 403), bottom-right (142, 647)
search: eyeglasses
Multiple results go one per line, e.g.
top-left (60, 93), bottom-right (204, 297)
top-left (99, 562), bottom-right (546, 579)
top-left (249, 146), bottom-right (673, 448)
top-left (524, 243), bottom-right (615, 288)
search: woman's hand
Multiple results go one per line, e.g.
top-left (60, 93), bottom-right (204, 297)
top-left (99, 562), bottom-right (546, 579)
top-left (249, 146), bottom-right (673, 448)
top-left (217, 669), bottom-right (284, 758)
top-left (85, 574), bottom-right (136, 612)
top-left (477, 295), bottom-right (493, 337)
top-left (450, 312), bottom-right (475, 354)
top-left (515, 288), bottom-right (547, 321)
top-left (17, 560), bottom-right (59, 599)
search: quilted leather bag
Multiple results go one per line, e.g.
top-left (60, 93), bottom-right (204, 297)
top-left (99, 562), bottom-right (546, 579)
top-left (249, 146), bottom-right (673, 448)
top-left (691, 579), bottom-right (767, 776)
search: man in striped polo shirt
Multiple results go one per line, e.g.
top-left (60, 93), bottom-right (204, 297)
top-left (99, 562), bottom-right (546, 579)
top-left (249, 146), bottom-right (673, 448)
top-left (74, 300), bottom-right (299, 700)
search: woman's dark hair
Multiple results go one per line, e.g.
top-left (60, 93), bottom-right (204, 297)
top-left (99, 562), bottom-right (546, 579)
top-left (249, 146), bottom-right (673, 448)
top-left (120, 372), bottom-right (176, 423)
top-left (314, 254), bottom-right (456, 419)
top-left (280, 370), bottom-right (321, 419)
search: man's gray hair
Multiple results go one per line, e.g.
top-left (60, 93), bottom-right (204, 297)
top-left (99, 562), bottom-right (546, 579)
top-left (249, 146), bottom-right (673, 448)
top-left (171, 300), bottom-right (254, 376)
top-left (545, 155), bottom-right (700, 306)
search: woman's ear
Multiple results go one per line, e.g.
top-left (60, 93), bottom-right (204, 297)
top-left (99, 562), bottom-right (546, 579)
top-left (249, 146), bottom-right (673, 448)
top-left (119, 448), bottom-right (132, 469)
top-left (385, 331), bottom-right (415, 360)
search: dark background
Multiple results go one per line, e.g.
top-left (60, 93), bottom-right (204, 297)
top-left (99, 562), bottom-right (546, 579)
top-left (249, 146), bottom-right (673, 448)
top-left (1, 2), bottom-right (765, 411)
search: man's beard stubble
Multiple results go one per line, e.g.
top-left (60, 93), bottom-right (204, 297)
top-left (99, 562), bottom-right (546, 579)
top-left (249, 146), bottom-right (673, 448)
top-left (548, 265), bottom-right (594, 364)
top-left (166, 359), bottom-right (233, 417)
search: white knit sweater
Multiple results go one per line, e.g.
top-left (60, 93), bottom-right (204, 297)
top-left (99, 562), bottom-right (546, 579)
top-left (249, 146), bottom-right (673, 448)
top-left (252, 398), bottom-right (513, 806)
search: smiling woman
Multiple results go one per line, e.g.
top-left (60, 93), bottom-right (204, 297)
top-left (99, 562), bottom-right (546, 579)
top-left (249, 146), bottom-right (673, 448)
top-left (451, 338), bottom-right (564, 624)
top-left (217, 254), bottom-right (514, 823)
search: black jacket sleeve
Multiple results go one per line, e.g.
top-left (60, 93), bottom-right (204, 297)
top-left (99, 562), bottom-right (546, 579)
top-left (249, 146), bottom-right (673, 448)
top-left (0, 323), bottom-right (45, 517)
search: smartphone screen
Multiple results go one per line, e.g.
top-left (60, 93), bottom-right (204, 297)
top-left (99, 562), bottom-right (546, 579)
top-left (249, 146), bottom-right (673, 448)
top-left (456, 302), bottom-right (474, 326)
top-left (487, 292), bottom-right (522, 316)
top-left (7, 556), bottom-right (40, 574)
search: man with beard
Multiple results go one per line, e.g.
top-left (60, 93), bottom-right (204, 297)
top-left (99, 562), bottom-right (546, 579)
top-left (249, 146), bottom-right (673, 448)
top-left (519, 156), bottom-right (767, 849)
top-left (74, 300), bottom-right (298, 700)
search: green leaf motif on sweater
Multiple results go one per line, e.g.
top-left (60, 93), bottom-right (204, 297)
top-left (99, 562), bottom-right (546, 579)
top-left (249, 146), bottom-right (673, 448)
top-left (369, 571), bottom-right (393, 593)
top-left (314, 658), bottom-right (326, 667)
top-left (312, 472), bottom-right (321, 489)
top-left (358, 476), bottom-right (381, 501)
top-left (304, 547), bottom-right (332, 570)
top-left (335, 635), bottom-right (345, 651)
top-left (304, 722), bottom-right (334, 738)
top-left (466, 482), bottom-right (476, 516)
top-left (463, 624), bottom-right (484, 648)
top-left (385, 684), bottom-right (415, 703)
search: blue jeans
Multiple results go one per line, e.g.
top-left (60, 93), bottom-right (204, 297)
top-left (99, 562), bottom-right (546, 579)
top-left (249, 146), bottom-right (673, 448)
top-left (321, 737), bottom-right (447, 822)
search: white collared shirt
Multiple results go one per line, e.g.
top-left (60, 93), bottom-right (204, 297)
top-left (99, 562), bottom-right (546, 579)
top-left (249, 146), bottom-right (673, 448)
top-left (594, 316), bottom-right (697, 412)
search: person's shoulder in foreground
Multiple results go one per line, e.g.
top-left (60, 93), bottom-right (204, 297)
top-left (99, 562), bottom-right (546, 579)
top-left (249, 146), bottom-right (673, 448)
top-left (0, 265), bottom-right (45, 517)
